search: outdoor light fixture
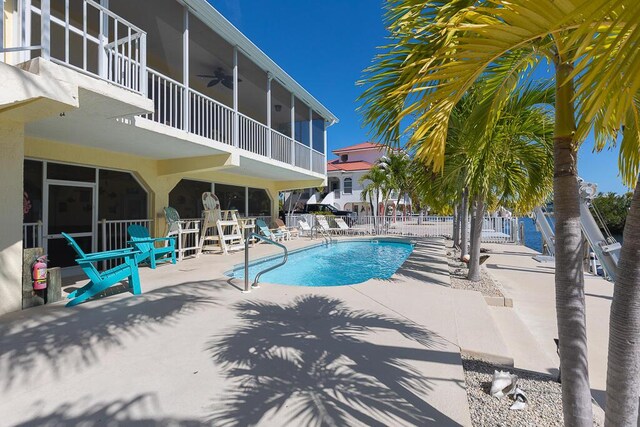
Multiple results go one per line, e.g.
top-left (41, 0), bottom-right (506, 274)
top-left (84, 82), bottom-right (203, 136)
top-left (274, 104), bottom-right (282, 112)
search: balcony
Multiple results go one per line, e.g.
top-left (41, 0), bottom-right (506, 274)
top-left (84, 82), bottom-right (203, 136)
top-left (2, 0), bottom-right (330, 177)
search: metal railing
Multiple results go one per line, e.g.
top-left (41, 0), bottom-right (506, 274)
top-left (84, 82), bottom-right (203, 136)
top-left (100, 218), bottom-right (154, 269)
top-left (23, 221), bottom-right (43, 249)
top-left (243, 232), bottom-right (288, 293)
top-left (311, 149), bottom-right (325, 174)
top-left (294, 141), bottom-right (311, 169)
top-left (26, 0), bottom-right (146, 93)
top-left (238, 113), bottom-right (268, 156)
top-left (271, 129), bottom-right (292, 164)
top-left (285, 214), bottom-right (519, 243)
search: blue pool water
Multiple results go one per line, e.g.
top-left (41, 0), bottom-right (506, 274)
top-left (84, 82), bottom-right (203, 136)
top-left (229, 240), bottom-right (414, 287)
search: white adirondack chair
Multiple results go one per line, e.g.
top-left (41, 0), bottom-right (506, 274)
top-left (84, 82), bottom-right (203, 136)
top-left (198, 192), bottom-right (244, 255)
top-left (164, 206), bottom-right (201, 261)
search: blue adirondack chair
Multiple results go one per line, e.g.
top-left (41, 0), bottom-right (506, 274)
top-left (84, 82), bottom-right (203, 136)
top-left (255, 219), bottom-right (286, 241)
top-left (127, 224), bottom-right (176, 268)
top-left (62, 232), bottom-right (142, 307)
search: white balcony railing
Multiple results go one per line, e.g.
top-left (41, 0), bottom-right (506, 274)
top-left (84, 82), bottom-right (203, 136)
top-left (12, 1), bottom-right (326, 173)
top-left (312, 149), bottom-right (325, 174)
top-left (26, 0), bottom-right (147, 94)
top-left (238, 113), bottom-right (268, 156)
top-left (142, 69), bottom-right (325, 173)
top-left (271, 130), bottom-right (292, 164)
top-left (294, 141), bottom-right (311, 169)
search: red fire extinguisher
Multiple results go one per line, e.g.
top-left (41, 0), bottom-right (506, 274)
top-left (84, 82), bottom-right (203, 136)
top-left (32, 255), bottom-right (48, 291)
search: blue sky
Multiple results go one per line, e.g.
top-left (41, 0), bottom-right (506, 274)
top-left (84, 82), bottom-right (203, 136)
top-left (210, 0), bottom-right (629, 194)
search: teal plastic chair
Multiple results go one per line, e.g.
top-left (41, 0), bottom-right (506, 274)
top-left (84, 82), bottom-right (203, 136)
top-left (62, 232), bottom-right (142, 307)
top-left (127, 224), bottom-right (176, 269)
top-left (255, 219), bottom-right (286, 241)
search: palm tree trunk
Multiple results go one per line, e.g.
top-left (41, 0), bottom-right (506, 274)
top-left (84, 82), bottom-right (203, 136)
top-left (460, 188), bottom-right (469, 260)
top-left (605, 180), bottom-right (640, 426)
top-left (468, 194), bottom-right (485, 282)
top-left (554, 60), bottom-right (592, 426)
top-left (453, 203), bottom-right (460, 248)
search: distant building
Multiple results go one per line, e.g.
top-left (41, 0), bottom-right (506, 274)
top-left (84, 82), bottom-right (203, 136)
top-left (315, 142), bottom-right (411, 215)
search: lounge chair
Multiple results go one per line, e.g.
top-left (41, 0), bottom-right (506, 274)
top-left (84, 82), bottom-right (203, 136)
top-left (127, 224), bottom-right (176, 268)
top-left (62, 232), bottom-right (141, 307)
top-left (297, 218), bottom-right (312, 237)
top-left (256, 219), bottom-right (286, 242)
top-left (275, 218), bottom-right (299, 239)
top-left (335, 217), bottom-right (366, 235)
top-left (316, 215), bottom-right (341, 235)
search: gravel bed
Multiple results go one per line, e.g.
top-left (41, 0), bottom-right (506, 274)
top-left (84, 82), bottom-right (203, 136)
top-left (447, 249), bottom-right (505, 298)
top-left (462, 358), bottom-right (603, 427)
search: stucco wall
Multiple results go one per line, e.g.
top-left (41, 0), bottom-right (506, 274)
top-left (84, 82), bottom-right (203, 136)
top-left (0, 121), bottom-right (24, 316)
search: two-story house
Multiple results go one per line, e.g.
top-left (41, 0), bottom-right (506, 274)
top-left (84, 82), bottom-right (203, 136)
top-left (0, 0), bottom-right (337, 315)
top-left (317, 142), bottom-right (410, 216)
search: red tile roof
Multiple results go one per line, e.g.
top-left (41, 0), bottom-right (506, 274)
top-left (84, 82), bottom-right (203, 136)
top-left (327, 159), bottom-right (373, 172)
top-left (332, 142), bottom-right (384, 154)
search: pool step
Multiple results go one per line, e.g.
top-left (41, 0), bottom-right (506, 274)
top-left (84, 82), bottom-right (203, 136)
top-left (451, 289), bottom-right (514, 366)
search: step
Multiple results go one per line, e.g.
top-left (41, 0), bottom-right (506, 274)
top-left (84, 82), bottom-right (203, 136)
top-left (452, 288), bottom-right (514, 366)
top-left (489, 306), bottom-right (559, 376)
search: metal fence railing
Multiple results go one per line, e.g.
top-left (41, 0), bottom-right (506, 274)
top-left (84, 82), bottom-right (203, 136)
top-left (285, 214), bottom-right (519, 243)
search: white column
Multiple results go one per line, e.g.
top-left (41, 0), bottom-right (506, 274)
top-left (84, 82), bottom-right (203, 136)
top-left (308, 106), bottom-right (313, 170)
top-left (0, 0), bottom-right (4, 62)
top-left (97, 0), bottom-right (109, 78)
top-left (0, 121), bottom-right (24, 315)
top-left (233, 46), bottom-right (239, 148)
top-left (183, 7), bottom-right (189, 131)
top-left (266, 72), bottom-right (272, 158)
top-left (22, 0), bottom-right (32, 63)
top-left (40, 0), bottom-right (50, 60)
top-left (290, 93), bottom-right (295, 166)
top-left (324, 120), bottom-right (328, 175)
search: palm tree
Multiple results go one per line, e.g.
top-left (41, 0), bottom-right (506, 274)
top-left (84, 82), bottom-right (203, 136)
top-left (378, 151), bottom-right (412, 217)
top-left (360, 165), bottom-right (389, 231)
top-left (359, 1), bottom-right (640, 424)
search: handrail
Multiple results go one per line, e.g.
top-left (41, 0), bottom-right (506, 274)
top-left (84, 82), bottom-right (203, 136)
top-left (312, 224), bottom-right (334, 245)
top-left (243, 233), bottom-right (288, 293)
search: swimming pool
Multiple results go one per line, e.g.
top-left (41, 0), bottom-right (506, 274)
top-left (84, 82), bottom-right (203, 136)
top-left (228, 239), bottom-right (414, 287)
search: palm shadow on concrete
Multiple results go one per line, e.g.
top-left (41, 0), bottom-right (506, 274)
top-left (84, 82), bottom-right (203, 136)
top-left (0, 280), bottom-right (219, 390)
top-left (392, 239), bottom-right (451, 286)
top-left (208, 295), bottom-right (463, 426)
top-left (12, 394), bottom-right (209, 426)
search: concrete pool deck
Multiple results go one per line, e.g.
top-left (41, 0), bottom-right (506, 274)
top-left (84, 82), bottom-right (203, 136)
top-left (0, 236), bottom-right (495, 426)
top-left (481, 242), bottom-right (614, 413)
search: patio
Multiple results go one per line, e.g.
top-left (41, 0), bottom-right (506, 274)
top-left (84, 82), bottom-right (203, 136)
top-left (0, 237), bottom-right (474, 426)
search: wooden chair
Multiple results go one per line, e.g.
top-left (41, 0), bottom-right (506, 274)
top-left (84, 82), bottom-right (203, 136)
top-left (62, 232), bottom-right (141, 307)
top-left (198, 192), bottom-right (244, 255)
top-left (127, 224), bottom-right (176, 269)
top-left (164, 207), bottom-right (200, 261)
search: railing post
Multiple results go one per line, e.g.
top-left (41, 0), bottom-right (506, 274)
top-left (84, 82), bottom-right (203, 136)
top-left (0, 0), bottom-right (4, 62)
top-left (40, 0), bottom-right (50, 60)
top-left (266, 72), bottom-right (272, 159)
top-left (140, 33), bottom-right (147, 96)
top-left (98, 0), bottom-right (109, 79)
top-left (290, 93), bottom-right (295, 166)
top-left (100, 218), bottom-right (107, 271)
top-left (182, 7), bottom-right (189, 130)
top-left (308, 107), bottom-right (313, 170)
top-left (233, 46), bottom-right (239, 148)
top-left (37, 220), bottom-right (43, 247)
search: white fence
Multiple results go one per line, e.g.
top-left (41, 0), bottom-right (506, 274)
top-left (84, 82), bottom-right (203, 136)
top-left (23, 221), bottom-right (43, 249)
top-left (285, 214), bottom-right (519, 243)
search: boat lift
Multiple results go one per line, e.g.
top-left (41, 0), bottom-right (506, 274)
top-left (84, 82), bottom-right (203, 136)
top-left (532, 178), bottom-right (621, 281)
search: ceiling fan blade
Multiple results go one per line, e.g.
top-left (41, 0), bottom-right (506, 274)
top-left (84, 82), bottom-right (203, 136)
top-left (197, 74), bottom-right (217, 78)
top-left (222, 79), bottom-right (233, 89)
top-left (208, 79), bottom-right (221, 87)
